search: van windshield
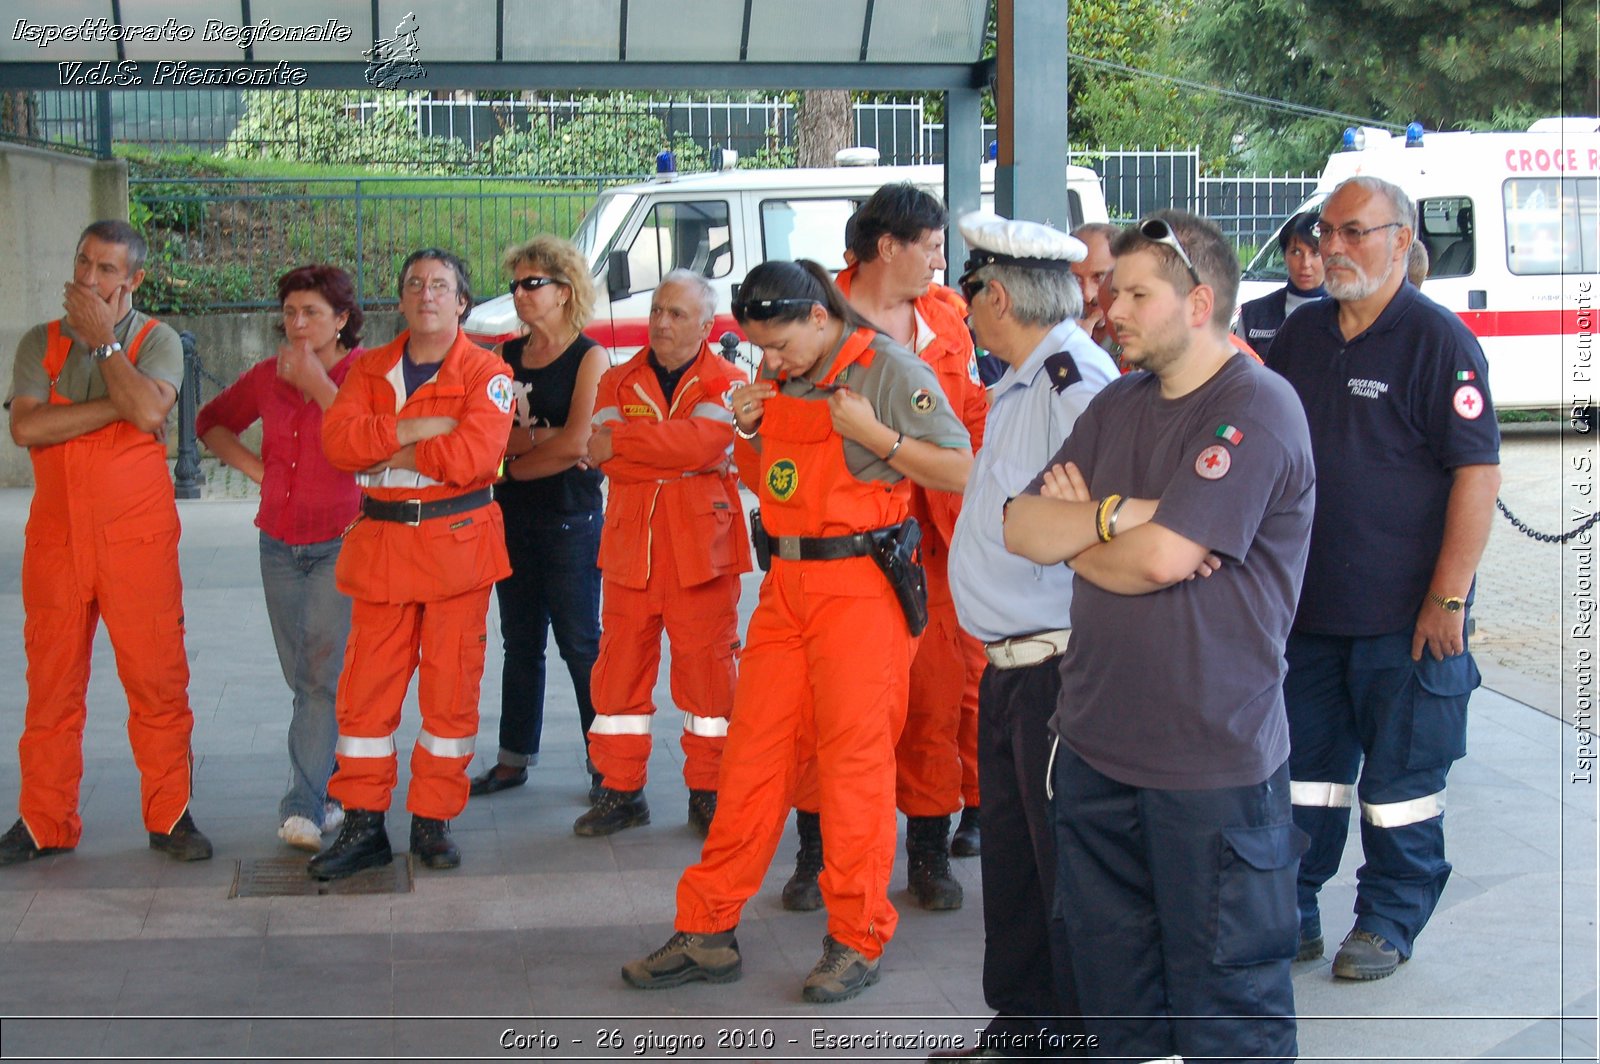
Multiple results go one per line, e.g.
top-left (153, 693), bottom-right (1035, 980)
top-left (573, 192), bottom-right (640, 269)
top-left (1243, 193), bottom-right (1328, 283)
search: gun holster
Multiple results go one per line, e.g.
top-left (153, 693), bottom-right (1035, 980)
top-left (750, 508), bottom-right (772, 571)
top-left (869, 517), bottom-right (929, 637)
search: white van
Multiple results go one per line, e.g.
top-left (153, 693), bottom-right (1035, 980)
top-left (1238, 117), bottom-right (1600, 414)
top-left (465, 158), bottom-right (1108, 359)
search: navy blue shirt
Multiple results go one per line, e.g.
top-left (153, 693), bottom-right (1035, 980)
top-left (1267, 282), bottom-right (1500, 636)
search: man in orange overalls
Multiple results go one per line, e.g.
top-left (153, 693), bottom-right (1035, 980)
top-left (785, 185), bottom-right (989, 911)
top-left (309, 249), bottom-right (513, 880)
top-left (2, 220), bottom-right (212, 866)
top-left (579, 271), bottom-right (751, 838)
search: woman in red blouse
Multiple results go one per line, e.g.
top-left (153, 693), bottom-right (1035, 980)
top-left (197, 264), bottom-right (364, 853)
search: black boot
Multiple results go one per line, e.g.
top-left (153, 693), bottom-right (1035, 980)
top-left (573, 787), bottom-right (650, 836)
top-left (307, 809), bottom-right (391, 881)
top-left (781, 810), bottom-right (825, 911)
top-left (409, 815), bottom-right (461, 869)
top-left (687, 789), bottom-right (717, 837)
top-left (906, 815), bottom-right (963, 910)
top-left (950, 806), bottom-right (981, 858)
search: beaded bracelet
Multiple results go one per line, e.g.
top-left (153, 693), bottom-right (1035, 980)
top-left (1095, 494), bottom-right (1123, 543)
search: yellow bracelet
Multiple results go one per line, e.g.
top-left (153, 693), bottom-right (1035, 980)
top-left (1096, 494), bottom-right (1122, 543)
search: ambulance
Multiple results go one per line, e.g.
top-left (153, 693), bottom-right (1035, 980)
top-left (1238, 117), bottom-right (1600, 415)
top-left (464, 151), bottom-right (1108, 362)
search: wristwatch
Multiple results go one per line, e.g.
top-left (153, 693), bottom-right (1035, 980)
top-left (1427, 590), bottom-right (1466, 613)
top-left (89, 341), bottom-right (123, 364)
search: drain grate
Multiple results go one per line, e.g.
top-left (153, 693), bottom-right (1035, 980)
top-left (229, 855), bottom-right (414, 898)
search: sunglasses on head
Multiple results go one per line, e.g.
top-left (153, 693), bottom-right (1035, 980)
top-left (1138, 218), bottom-right (1202, 287)
top-left (509, 276), bottom-right (560, 295)
top-left (732, 297), bottom-right (818, 321)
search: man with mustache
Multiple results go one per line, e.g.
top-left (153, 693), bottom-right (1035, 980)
top-left (1267, 176), bottom-right (1501, 981)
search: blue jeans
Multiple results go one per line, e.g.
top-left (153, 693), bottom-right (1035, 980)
top-left (494, 511), bottom-right (602, 767)
top-left (260, 532), bottom-right (352, 824)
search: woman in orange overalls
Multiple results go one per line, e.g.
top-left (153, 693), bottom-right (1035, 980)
top-left (622, 260), bottom-right (971, 1004)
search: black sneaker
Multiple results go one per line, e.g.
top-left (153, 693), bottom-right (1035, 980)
top-left (308, 809), bottom-right (392, 880)
top-left (409, 815), bottom-right (461, 870)
top-left (573, 787), bottom-right (650, 837)
top-left (0, 818), bottom-right (71, 867)
top-left (148, 810), bottom-right (213, 862)
top-left (622, 930), bottom-right (742, 989)
top-left (687, 789), bottom-right (716, 837)
top-left (1332, 929), bottom-right (1406, 980)
top-left (803, 934), bottom-right (880, 1003)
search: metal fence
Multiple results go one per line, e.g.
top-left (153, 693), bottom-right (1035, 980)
top-left (129, 175), bottom-right (633, 312)
top-left (1087, 148), bottom-right (1318, 250)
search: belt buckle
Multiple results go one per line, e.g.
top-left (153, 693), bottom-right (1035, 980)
top-left (775, 537), bottom-right (801, 562)
top-left (403, 499), bottom-right (423, 526)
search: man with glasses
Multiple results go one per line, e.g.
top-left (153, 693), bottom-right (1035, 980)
top-left (1005, 210), bottom-right (1315, 1061)
top-left (933, 212), bottom-right (1117, 1061)
top-left (578, 271), bottom-right (750, 839)
top-left (310, 248), bottom-right (514, 879)
top-left (1267, 176), bottom-right (1501, 981)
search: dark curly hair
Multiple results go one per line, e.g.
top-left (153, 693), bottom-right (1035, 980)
top-left (276, 264), bottom-right (363, 349)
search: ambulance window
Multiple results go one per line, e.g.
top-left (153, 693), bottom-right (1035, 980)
top-left (1417, 197), bottom-right (1475, 278)
top-left (623, 200), bottom-right (733, 292)
top-left (761, 198), bottom-right (858, 272)
top-left (1068, 190), bottom-right (1084, 231)
top-left (1504, 177), bottom-right (1598, 275)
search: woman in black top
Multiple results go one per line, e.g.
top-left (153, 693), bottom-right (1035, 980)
top-left (470, 236), bottom-right (609, 800)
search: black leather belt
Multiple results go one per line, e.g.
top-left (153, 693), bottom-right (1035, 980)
top-left (770, 530), bottom-right (879, 562)
top-left (361, 488), bottom-right (492, 526)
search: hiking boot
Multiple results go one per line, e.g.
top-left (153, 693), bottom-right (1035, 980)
top-left (621, 930), bottom-right (742, 989)
top-left (906, 815), bottom-right (963, 910)
top-left (781, 810), bottom-right (824, 911)
top-left (1332, 929), bottom-right (1406, 981)
top-left (0, 818), bottom-right (71, 867)
top-left (1296, 913), bottom-right (1325, 962)
top-left (949, 806), bottom-right (981, 857)
top-left (409, 815), bottom-right (461, 870)
top-left (307, 809), bottom-right (391, 880)
top-left (687, 789), bottom-right (717, 837)
top-left (802, 934), bottom-right (880, 1003)
top-left (574, 787), bottom-right (649, 837)
top-left (148, 810), bottom-right (213, 862)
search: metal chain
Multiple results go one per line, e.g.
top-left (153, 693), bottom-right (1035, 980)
top-left (1497, 498), bottom-right (1599, 544)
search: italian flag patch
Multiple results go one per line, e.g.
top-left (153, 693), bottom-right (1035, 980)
top-left (1456, 370), bottom-right (1476, 381)
top-left (1215, 424), bottom-right (1244, 445)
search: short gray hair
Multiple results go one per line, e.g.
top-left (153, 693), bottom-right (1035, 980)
top-left (977, 263), bottom-right (1083, 327)
top-left (1338, 176), bottom-right (1417, 232)
top-left (660, 269), bottom-right (717, 324)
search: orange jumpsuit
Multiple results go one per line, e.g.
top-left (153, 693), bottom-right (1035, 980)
top-left (320, 329), bottom-right (513, 819)
top-left (20, 320), bottom-right (195, 848)
top-left (794, 274), bottom-right (990, 819)
top-left (675, 327), bottom-right (914, 959)
top-left (588, 342), bottom-right (751, 793)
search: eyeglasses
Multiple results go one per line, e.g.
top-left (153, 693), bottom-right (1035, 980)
top-left (1313, 221), bottom-right (1403, 247)
top-left (509, 276), bottom-right (560, 295)
top-left (732, 297), bottom-right (818, 321)
top-left (403, 278), bottom-right (456, 297)
top-left (958, 275), bottom-right (985, 303)
top-left (1139, 218), bottom-right (1202, 287)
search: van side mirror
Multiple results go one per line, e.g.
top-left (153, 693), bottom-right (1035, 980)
top-left (606, 251), bottom-right (632, 302)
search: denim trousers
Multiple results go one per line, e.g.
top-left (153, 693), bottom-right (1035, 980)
top-left (260, 532), bottom-right (352, 823)
top-left (493, 510), bottom-right (602, 767)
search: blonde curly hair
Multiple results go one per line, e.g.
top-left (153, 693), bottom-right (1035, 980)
top-left (502, 234), bottom-right (597, 333)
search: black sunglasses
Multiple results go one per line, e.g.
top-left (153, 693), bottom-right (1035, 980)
top-left (732, 297), bottom-right (818, 321)
top-left (508, 276), bottom-right (561, 295)
top-left (958, 275), bottom-right (985, 303)
top-left (1139, 218), bottom-right (1202, 287)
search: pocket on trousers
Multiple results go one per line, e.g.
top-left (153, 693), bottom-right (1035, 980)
top-left (1213, 822), bottom-right (1309, 966)
top-left (1406, 652), bottom-right (1478, 769)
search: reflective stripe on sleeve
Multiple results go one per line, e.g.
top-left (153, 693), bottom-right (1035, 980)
top-left (1290, 781), bottom-right (1356, 808)
top-left (588, 714), bottom-right (653, 736)
top-left (337, 734), bottom-right (397, 759)
top-left (1361, 790), bottom-right (1446, 828)
top-left (593, 405), bottom-right (624, 426)
top-left (682, 712), bottom-right (729, 738)
top-left (690, 402), bottom-right (734, 424)
top-left (416, 729), bottom-right (474, 759)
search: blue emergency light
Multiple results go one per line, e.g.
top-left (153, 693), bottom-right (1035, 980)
top-left (987, 140), bottom-right (998, 161)
top-left (1342, 127), bottom-right (1366, 151)
top-left (656, 149), bottom-right (677, 175)
top-left (1405, 122), bottom-right (1425, 147)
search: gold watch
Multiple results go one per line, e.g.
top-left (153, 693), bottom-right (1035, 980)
top-left (1427, 590), bottom-right (1466, 613)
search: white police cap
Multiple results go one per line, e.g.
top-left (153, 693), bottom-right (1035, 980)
top-left (957, 211), bottom-right (1086, 274)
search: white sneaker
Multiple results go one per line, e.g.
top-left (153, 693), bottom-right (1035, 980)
top-left (321, 802), bottom-right (345, 834)
top-left (278, 815), bottom-right (322, 853)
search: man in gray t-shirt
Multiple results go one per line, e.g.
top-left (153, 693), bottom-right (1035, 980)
top-left (1005, 211), bottom-right (1314, 1063)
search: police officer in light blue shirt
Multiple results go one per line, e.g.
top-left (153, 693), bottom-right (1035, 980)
top-left (943, 213), bottom-right (1117, 1060)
